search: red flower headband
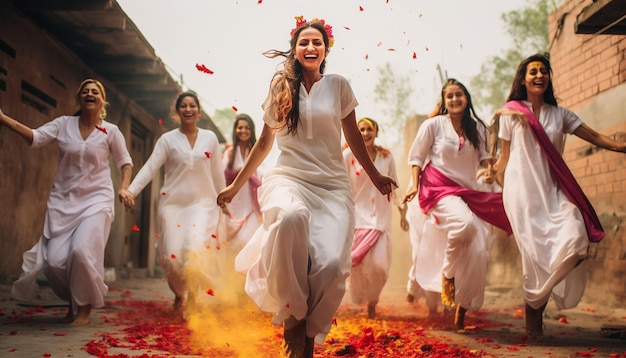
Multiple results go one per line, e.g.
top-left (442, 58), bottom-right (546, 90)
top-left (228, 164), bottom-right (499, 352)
top-left (290, 16), bottom-right (334, 48)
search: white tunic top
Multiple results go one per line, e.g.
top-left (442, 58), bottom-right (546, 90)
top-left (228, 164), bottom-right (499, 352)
top-left (128, 128), bottom-right (225, 210)
top-left (33, 116), bottom-right (132, 238)
top-left (407, 115), bottom-right (490, 189)
top-left (343, 148), bottom-right (398, 232)
top-left (499, 101), bottom-right (588, 309)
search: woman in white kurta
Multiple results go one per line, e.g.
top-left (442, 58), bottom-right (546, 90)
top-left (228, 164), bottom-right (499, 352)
top-left (343, 117), bottom-right (399, 318)
top-left (217, 19), bottom-right (396, 358)
top-left (404, 79), bottom-right (506, 332)
top-left (222, 113), bottom-right (262, 253)
top-left (491, 54), bottom-right (626, 340)
top-left (4, 79), bottom-right (133, 325)
top-left (119, 92), bottom-right (225, 311)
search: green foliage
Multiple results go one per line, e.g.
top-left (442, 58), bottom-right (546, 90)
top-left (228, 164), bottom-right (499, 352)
top-left (211, 107), bottom-right (237, 144)
top-left (372, 62), bottom-right (414, 145)
top-left (470, 0), bottom-right (561, 115)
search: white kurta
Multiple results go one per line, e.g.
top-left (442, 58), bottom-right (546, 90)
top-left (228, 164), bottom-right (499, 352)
top-left (222, 146), bottom-right (262, 253)
top-left (407, 115), bottom-right (493, 310)
top-left (235, 74), bottom-right (358, 344)
top-left (499, 101), bottom-right (587, 310)
top-left (343, 147), bottom-right (398, 305)
top-left (128, 128), bottom-right (225, 298)
top-left (11, 116), bottom-right (132, 313)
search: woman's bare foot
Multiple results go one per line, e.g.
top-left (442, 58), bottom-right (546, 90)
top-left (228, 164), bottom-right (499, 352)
top-left (367, 302), bottom-right (376, 319)
top-left (61, 306), bottom-right (74, 324)
top-left (525, 303), bottom-right (546, 340)
top-left (406, 293), bottom-right (415, 303)
top-left (304, 336), bottom-right (314, 358)
top-left (454, 305), bottom-right (467, 333)
top-left (283, 318), bottom-right (306, 358)
top-left (173, 296), bottom-right (184, 312)
top-left (70, 304), bottom-right (91, 326)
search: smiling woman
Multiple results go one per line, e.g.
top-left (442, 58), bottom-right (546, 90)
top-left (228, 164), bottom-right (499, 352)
top-left (2, 79), bottom-right (133, 326)
top-left (216, 16), bottom-right (397, 358)
top-left (118, 91), bottom-right (226, 314)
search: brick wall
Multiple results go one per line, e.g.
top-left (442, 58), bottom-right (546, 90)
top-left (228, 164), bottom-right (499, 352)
top-left (549, 0), bottom-right (626, 305)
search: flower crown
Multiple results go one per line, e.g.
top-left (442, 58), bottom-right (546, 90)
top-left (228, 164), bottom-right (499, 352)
top-left (290, 16), bottom-right (334, 48)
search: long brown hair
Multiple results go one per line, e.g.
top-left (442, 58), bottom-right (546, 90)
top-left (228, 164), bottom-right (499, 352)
top-left (506, 53), bottom-right (557, 106)
top-left (227, 113), bottom-right (257, 169)
top-left (262, 21), bottom-right (330, 135)
top-left (436, 78), bottom-right (488, 151)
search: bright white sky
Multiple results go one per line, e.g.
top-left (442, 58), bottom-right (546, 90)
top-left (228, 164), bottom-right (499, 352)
top-left (118, 0), bottom-right (526, 150)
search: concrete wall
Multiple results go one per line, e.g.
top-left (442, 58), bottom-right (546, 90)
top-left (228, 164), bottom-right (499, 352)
top-left (0, 9), bottom-right (163, 281)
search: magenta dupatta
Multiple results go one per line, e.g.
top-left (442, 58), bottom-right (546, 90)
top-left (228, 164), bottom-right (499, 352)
top-left (418, 165), bottom-right (512, 235)
top-left (503, 100), bottom-right (604, 242)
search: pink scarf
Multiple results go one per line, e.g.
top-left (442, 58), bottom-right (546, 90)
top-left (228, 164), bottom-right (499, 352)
top-left (504, 100), bottom-right (604, 242)
top-left (418, 164), bottom-right (513, 235)
top-left (351, 229), bottom-right (382, 266)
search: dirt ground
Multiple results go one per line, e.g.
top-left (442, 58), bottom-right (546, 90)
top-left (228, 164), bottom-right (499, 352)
top-left (0, 273), bottom-right (625, 357)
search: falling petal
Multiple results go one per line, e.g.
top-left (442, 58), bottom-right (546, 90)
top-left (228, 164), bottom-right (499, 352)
top-left (206, 289), bottom-right (215, 296)
top-left (364, 54), bottom-right (369, 60)
top-left (195, 63), bottom-right (214, 75)
top-left (158, 118), bottom-right (163, 125)
top-left (232, 106), bottom-right (238, 112)
top-left (412, 52), bottom-right (417, 59)
top-left (359, 5), bottom-right (364, 11)
top-left (343, 26), bottom-right (351, 30)
top-left (132, 224), bottom-right (139, 232)
top-left (170, 253), bottom-right (176, 259)
top-left (161, 192), bottom-right (167, 196)
top-left (204, 152), bottom-right (211, 159)
top-left (387, 48), bottom-right (396, 51)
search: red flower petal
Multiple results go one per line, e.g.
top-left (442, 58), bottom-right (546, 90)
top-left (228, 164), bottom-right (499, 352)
top-left (204, 152), bottom-right (211, 158)
top-left (359, 5), bottom-right (364, 11)
top-left (195, 63), bottom-right (214, 75)
top-left (158, 118), bottom-right (163, 125)
top-left (206, 288), bottom-right (215, 296)
top-left (132, 224), bottom-right (140, 232)
top-left (232, 106), bottom-right (238, 112)
top-left (412, 52), bottom-right (417, 59)
top-left (170, 253), bottom-right (176, 259)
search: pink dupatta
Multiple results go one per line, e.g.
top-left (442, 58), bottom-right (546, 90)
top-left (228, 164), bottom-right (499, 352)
top-left (418, 164), bottom-right (512, 235)
top-left (503, 100), bottom-right (604, 242)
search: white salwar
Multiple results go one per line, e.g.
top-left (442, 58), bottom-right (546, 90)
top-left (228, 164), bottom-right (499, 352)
top-left (127, 128), bottom-right (225, 298)
top-left (222, 146), bottom-right (262, 253)
top-left (11, 116), bottom-right (132, 314)
top-left (499, 101), bottom-right (587, 310)
top-left (235, 74), bottom-right (358, 344)
top-left (407, 115), bottom-right (494, 311)
top-left (405, 180), bottom-right (443, 311)
top-left (343, 147), bottom-right (398, 306)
